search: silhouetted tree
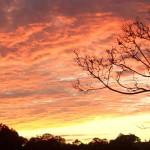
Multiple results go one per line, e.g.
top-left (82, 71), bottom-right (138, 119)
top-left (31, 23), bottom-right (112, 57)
top-left (89, 137), bottom-right (108, 145)
top-left (72, 139), bottom-right (83, 145)
top-left (88, 138), bottom-right (108, 150)
top-left (73, 18), bottom-right (150, 94)
top-left (114, 133), bottom-right (141, 143)
top-left (110, 133), bottom-right (141, 150)
top-left (0, 123), bottom-right (27, 150)
top-left (71, 139), bottom-right (86, 150)
top-left (23, 134), bottom-right (66, 150)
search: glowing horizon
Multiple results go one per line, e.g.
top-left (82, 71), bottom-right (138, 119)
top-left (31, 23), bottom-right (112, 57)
top-left (17, 113), bottom-right (150, 142)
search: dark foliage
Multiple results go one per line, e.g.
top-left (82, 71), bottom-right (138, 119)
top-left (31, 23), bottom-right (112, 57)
top-left (0, 123), bottom-right (27, 150)
top-left (0, 123), bottom-right (150, 150)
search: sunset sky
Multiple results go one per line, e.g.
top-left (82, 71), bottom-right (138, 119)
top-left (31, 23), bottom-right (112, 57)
top-left (0, 0), bottom-right (150, 143)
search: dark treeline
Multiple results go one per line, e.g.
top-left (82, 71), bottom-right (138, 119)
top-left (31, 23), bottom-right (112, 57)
top-left (0, 123), bottom-right (150, 150)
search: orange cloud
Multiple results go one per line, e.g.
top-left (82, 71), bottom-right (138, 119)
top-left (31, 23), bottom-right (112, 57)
top-left (0, 0), bottom-right (149, 142)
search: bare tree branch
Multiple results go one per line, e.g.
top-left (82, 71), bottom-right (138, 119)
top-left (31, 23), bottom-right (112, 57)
top-left (73, 18), bottom-right (150, 95)
top-left (136, 124), bottom-right (150, 129)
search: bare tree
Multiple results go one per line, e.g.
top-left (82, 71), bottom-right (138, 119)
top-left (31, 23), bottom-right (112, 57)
top-left (136, 124), bottom-right (150, 129)
top-left (73, 18), bottom-right (150, 94)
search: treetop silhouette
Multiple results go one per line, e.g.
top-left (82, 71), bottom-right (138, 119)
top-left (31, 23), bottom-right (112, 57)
top-left (0, 123), bottom-right (150, 150)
